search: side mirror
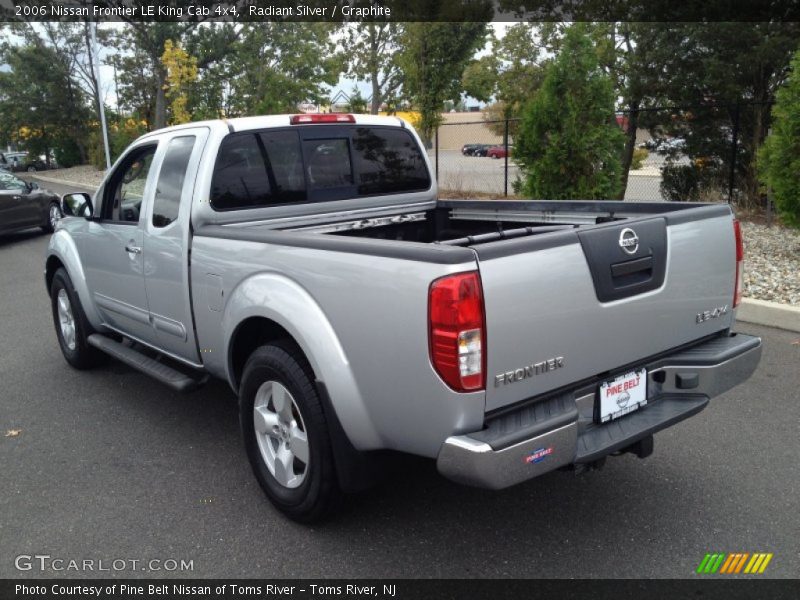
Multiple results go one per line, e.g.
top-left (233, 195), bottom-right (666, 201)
top-left (61, 192), bottom-right (94, 219)
top-left (28, 181), bottom-right (39, 191)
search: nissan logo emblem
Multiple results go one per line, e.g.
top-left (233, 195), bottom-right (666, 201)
top-left (619, 228), bottom-right (639, 254)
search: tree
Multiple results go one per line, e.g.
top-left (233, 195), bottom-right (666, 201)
top-left (635, 22), bottom-right (800, 206)
top-left (398, 22), bottom-right (490, 143)
top-left (343, 22), bottom-right (402, 114)
top-left (221, 23), bottom-right (343, 116)
top-left (759, 48), bottom-right (800, 228)
top-left (515, 25), bottom-right (624, 199)
top-left (110, 22), bottom-right (241, 129)
top-left (161, 40), bottom-right (198, 125)
top-left (0, 29), bottom-right (92, 165)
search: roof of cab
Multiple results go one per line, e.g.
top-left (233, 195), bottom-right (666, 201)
top-left (139, 114), bottom-right (409, 140)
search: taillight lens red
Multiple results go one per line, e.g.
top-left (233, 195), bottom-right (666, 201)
top-left (290, 113), bottom-right (355, 124)
top-left (733, 218), bottom-right (744, 308)
top-left (428, 271), bottom-right (485, 392)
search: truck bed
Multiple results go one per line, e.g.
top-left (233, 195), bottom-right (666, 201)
top-left (287, 199), bottom-right (730, 250)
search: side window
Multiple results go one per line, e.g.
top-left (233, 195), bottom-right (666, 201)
top-left (352, 127), bottom-right (430, 196)
top-left (0, 172), bottom-right (25, 191)
top-left (303, 138), bottom-right (353, 190)
top-left (152, 136), bottom-right (195, 228)
top-left (103, 145), bottom-right (157, 223)
top-left (210, 130), bottom-right (306, 210)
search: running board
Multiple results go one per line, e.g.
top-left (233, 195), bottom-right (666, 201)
top-left (87, 334), bottom-right (205, 392)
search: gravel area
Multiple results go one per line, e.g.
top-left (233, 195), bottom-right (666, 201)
top-left (740, 220), bottom-right (800, 306)
top-left (32, 167), bottom-right (800, 306)
top-left (41, 165), bottom-right (106, 188)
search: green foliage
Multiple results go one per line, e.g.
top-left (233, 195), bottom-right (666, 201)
top-left (227, 23), bottom-right (342, 116)
top-left (630, 147), bottom-right (649, 170)
top-left (0, 28), bottom-right (91, 165)
top-left (88, 116), bottom-right (149, 170)
top-left (398, 22), bottom-right (490, 142)
top-left (343, 23), bottom-right (401, 114)
top-left (659, 164), bottom-right (701, 202)
top-left (461, 24), bottom-right (545, 121)
top-left (635, 23), bottom-right (800, 206)
top-left (515, 25), bottom-right (624, 200)
top-left (53, 138), bottom-right (83, 168)
top-left (346, 87), bottom-right (369, 114)
top-left (759, 48), bottom-right (800, 228)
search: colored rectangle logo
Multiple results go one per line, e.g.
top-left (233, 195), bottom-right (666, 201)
top-left (697, 552), bottom-right (773, 574)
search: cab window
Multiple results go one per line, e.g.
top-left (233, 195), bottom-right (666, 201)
top-left (103, 145), bottom-right (157, 223)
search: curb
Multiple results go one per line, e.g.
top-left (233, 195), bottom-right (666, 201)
top-left (737, 298), bottom-right (800, 333)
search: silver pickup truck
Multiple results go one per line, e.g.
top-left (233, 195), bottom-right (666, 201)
top-left (46, 114), bottom-right (761, 521)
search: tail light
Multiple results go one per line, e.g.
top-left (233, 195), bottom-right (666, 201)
top-left (733, 219), bottom-right (744, 308)
top-left (290, 113), bottom-right (355, 124)
top-left (428, 271), bottom-right (485, 392)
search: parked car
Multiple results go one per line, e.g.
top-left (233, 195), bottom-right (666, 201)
top-left (47, 113), bottom-right (760, 522)
top-left (0, 151), bottom-right (50, 172)
top-left (0, 171), bottom-right (62, 235)
top-left (487, 144), bottom-right (511, 159)
top-left (461, 143), bottom-right (491, 156)
top-left (640, 137), bottom-right (686, 154)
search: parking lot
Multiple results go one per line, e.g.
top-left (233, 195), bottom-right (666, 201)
top-left (0, 177), bottom-right (798, 579)
top-left (431, 149), bottom-right (667, 200)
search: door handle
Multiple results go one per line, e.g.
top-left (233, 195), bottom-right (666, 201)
top-left (125, 245), bottom-right (142, 254)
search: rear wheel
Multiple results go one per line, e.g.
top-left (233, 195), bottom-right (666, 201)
top-left (27, 165), bottom-right (37, 172)
top-left (240, 343), bottom-right (342, 522)
top-left (50, 268), bottom-right (105, 369)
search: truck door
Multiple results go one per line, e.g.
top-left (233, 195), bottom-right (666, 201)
top-left (141, 128), bottom-right (209, 363)
top-left (82, 142), bottom-right (159, 344)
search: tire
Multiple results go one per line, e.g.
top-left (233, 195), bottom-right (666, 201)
top-left (240, 342), bottom-right (342, 522)
top-left (27, 165), bottom-right (36, 172)
top-left (42, 202), bottom-right (61, 233)
top-left (50, 268), bottom-right (105, 369)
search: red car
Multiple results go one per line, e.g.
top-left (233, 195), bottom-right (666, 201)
top-left (487, 145), bottom-right (511, 159)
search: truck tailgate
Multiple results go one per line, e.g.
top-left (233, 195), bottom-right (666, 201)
top-left (476, 208), bottom-right (737, 412)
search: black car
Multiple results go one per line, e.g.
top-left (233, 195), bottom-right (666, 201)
top-left (0, 171), bottom-right (62, 235)
top-left (461, 143), bottom-right (491, 156)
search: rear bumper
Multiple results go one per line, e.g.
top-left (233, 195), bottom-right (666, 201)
top-left (436, 332), bottom-right (761, 489)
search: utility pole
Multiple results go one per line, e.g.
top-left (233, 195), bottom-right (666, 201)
top-left (90, 22), bottom-right (112, 170)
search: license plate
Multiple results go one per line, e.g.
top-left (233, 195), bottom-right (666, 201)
top-left (597, 368), bottom-right (647, 423)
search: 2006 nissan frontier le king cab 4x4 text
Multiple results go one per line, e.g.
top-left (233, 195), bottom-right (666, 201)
top-left (46, 113), bottom-right (761, 521)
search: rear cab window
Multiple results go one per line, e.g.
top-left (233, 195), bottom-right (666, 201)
top-left (210, 125), bottom-right (430, 211)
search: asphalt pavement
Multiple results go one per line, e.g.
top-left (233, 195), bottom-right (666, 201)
top-left (0, 177), bottom-right (798, 578)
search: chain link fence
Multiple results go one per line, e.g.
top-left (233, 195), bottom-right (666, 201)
top-left (432, 102), bottom-right (774, 208)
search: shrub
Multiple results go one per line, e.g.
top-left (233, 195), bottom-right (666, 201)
top-left (759, 48), bottom-right (800, 228)
top-left (53, 139), bottom-right (82, 168)
top-left (515, 25), bottom-right (624, 200)
top-left (88, 118), bottom-right (149, 170)
top-left (630, 147), bottom-right (649, 170)
top-left (660, 164), bottom-right (701, 202)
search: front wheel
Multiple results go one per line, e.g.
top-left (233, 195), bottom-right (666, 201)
top-left (50, 268), bottom-right (105, 369)
top-left (27, 165), bottom-right (37, 172)
top-left (240, 343), bottom-right (342, 522)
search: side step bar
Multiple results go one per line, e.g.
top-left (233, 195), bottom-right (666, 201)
top-left (87, 334), bottom-right (204, 393)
